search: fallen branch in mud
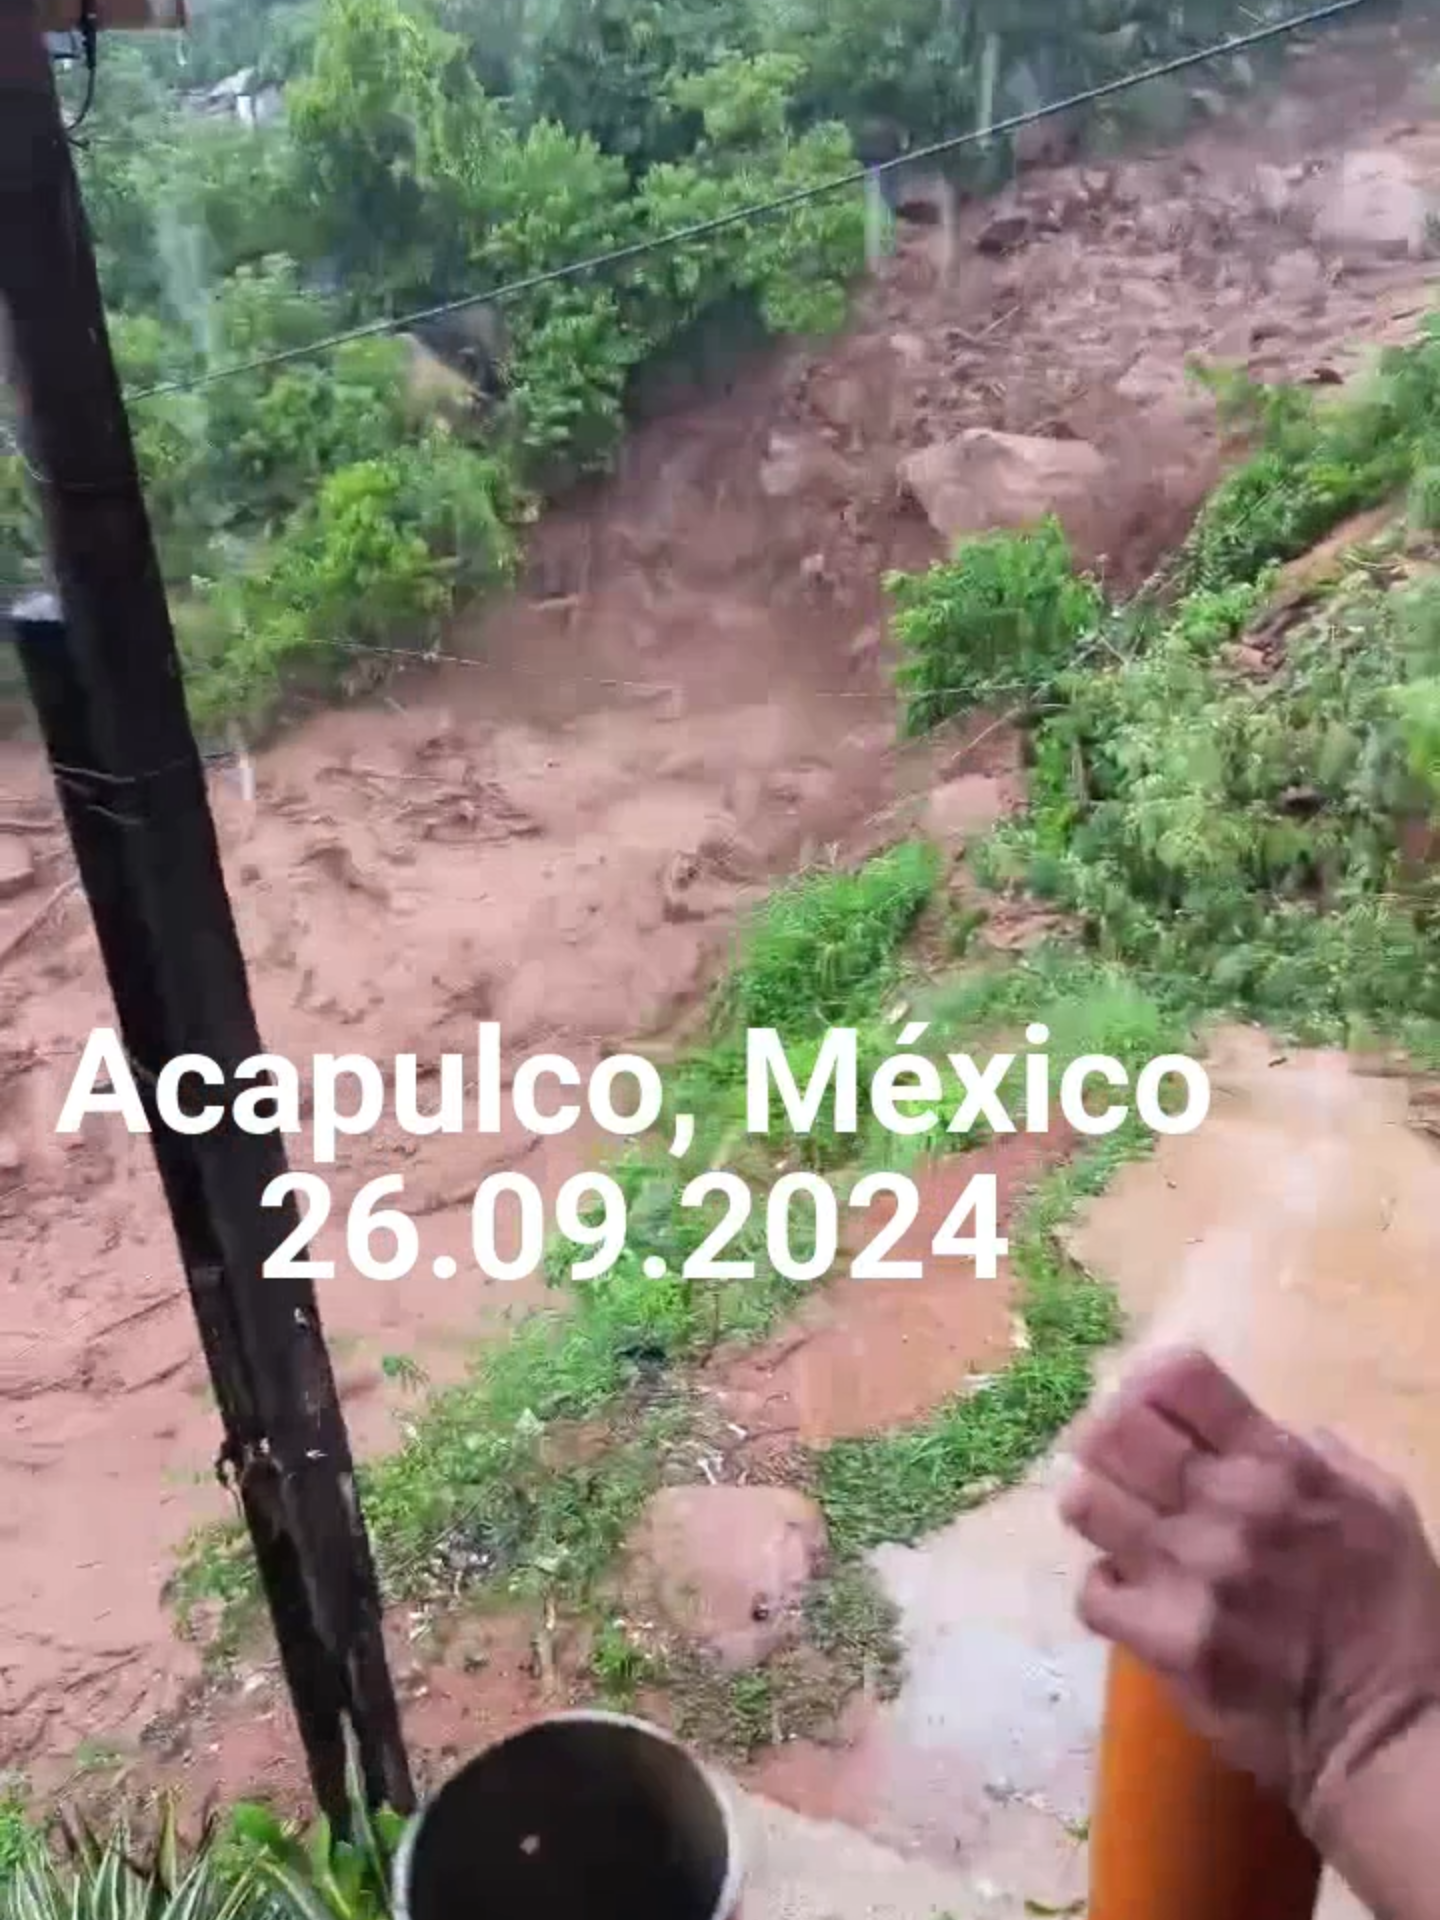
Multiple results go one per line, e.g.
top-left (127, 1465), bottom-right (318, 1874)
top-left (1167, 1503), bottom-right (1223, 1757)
top-left (0, 816), bottom-right (58, 834)
top-left (948, 304), bottom-right (1021, 348)
top-left (0, 875), bottom-right (78, 973)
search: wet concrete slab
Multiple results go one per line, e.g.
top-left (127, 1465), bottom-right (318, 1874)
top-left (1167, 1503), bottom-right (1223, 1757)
top-left (734, 1779), bottom-right (1038, 1920)
top-left (1066, 1025), bottom-right (1440, 1525)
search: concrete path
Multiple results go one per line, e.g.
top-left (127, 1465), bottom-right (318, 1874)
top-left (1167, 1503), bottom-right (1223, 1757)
top-left (745, 1028), bottom-right (1440, 1918)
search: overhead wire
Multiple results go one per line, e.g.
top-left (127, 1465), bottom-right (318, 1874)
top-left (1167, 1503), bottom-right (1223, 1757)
top-left (123, 0), bottom-right (1373, 406)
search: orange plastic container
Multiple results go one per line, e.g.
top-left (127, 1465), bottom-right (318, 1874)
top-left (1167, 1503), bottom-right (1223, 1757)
top-left (1089, 1648), bottom-right (1322, 1920)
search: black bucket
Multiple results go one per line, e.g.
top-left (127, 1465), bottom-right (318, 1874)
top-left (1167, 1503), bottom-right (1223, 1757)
top-left (393, 1710), bottom-right (742, 1920)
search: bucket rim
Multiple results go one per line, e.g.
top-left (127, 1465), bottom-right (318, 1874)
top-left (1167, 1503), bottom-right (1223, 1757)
top-left (391, 1708), bottom-right (744, 1920)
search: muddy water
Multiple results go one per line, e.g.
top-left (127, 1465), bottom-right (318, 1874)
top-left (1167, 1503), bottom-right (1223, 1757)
top-left (1066, 1025), bottom-right (1440, 1526)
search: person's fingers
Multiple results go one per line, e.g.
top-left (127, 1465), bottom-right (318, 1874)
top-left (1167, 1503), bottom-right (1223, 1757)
top-left (1071, 1397), bottom-right (1197, 1513)
top-left (1060, 1468), bottom-right (1161, 1573)
top-left (1158, 1507), bottom-right (1256, 1592)
top-left (1182, 1449), bottom-right (1306, 1525)
top-left (1077, 1557), bottom-right (1216, 1674)
top-left (1130, 1346), bottom-right (1265, 1456)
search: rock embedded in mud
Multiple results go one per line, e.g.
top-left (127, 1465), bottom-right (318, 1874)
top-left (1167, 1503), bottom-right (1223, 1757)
top-left (1309, 150), bottom-right (1430, 260)
top-left (1265, 248), bottom-right (1327, 304)
top-left (0, 838), bottom-right (36, 902)
top-left (898, 429), bottom-right (1107, 551)
top-left (624, 1484), bottom-right (828, 1674)
top-left (975, 212), bottom-right (1031, 257)
top-left (758, 432), bottom-right (852, 503)
top-left (1250, 163), bottom-right (1293, 221)
top-left (924, 774), bottom-right (1009, 851)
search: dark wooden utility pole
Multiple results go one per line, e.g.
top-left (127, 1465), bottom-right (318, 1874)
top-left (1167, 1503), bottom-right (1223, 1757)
top-left (0, 1), bottom-right (413, 1824)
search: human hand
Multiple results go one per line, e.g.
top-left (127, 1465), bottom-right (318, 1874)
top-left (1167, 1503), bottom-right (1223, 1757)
top-left (1059, 1346), bottom-right (1440, 1830)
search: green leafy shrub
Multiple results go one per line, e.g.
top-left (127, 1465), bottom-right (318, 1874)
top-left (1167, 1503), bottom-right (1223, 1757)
top-left (981, 556), bottom-right (1440, 1040)
top-left (229, 1786), bottom-right (404, 1920)
top-left (886, 519), bottom-right (1104, 736)
top-left (1410, 464), bottom-right (1440, 534)
top-left (1, 1802), bottom-right (260, 1920)
top-left (1182, 328), bottom-right (1440, 593)
top-left (0, 1760), bottom-right (406, 1920)
top-left (0, 1790), bottom-right (31, 1891)
top-left (182, 439), bottom-right (516, 732)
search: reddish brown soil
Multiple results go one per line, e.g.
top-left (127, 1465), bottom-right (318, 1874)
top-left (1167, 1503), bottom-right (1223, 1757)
top-left (3, 10), bottom-right (1440, 1792)
top-left (711, 1134), bottom-right (1074, 1453)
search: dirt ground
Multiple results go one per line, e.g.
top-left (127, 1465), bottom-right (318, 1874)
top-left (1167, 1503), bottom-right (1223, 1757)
top-left (4, 10), bottom-right (1440, 1800)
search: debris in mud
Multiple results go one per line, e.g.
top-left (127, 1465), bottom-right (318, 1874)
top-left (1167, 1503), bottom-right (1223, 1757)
top-left (624, 1484), bottom-right (828, 1673)
top-left (404, 780), bottom-right (540, 844)
top-left (299, 837), bottom-right (389, 901)
top-left (975, 213), bottom-right (1032, 258)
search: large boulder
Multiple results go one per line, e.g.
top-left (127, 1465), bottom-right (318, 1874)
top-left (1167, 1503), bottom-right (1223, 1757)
top-left (1309, 150), bottom-right (1429, 261)
top-left (898, 429), bottom-right (1108, 550)
top-left (624, 1484), bottom-right (827, 1672)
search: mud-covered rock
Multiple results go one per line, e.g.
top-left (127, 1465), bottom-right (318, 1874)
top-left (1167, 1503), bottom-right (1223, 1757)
top-left (1266, 248), bottom-right (1327, 303)
top-left (0, 840), bottom-right (36, 902)
top-left (975, 213), bottom-right (1031, 257)
top-left (758, 433), bottom-right (852, 503)
top-left (899, 429), bottom-right (1108, 548)
top-left (924, 775), bottom-right (1009, 850)
top-left (1310, 150), bottom-right (1430, 260)
top-left (1251, 163), bottom-right (1293, 221)
top-left (624, 1484), bottom-right (827, 1672)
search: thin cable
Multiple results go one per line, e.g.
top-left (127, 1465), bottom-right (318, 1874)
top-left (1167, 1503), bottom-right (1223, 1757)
top-left (125, 0), bottom-right (1372, 407)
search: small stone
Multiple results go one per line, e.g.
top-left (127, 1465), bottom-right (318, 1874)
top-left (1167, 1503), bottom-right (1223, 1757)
top-left (0, 1136), bottom-right (22, 1177)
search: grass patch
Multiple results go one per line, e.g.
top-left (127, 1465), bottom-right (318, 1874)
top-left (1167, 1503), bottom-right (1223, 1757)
top-left (670, 1563), bottom-right (902, 1759)
top-left (816, 952), bottom-right (1190, 1553)
top-left (818, 1144), bottom-right (1126, 1553)
top-left (0, 1760), bottom-right (403, 1920)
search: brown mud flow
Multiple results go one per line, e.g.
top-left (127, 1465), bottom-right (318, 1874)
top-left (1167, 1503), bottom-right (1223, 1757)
top-left (4, 8), bottom-right (1440, 1803)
